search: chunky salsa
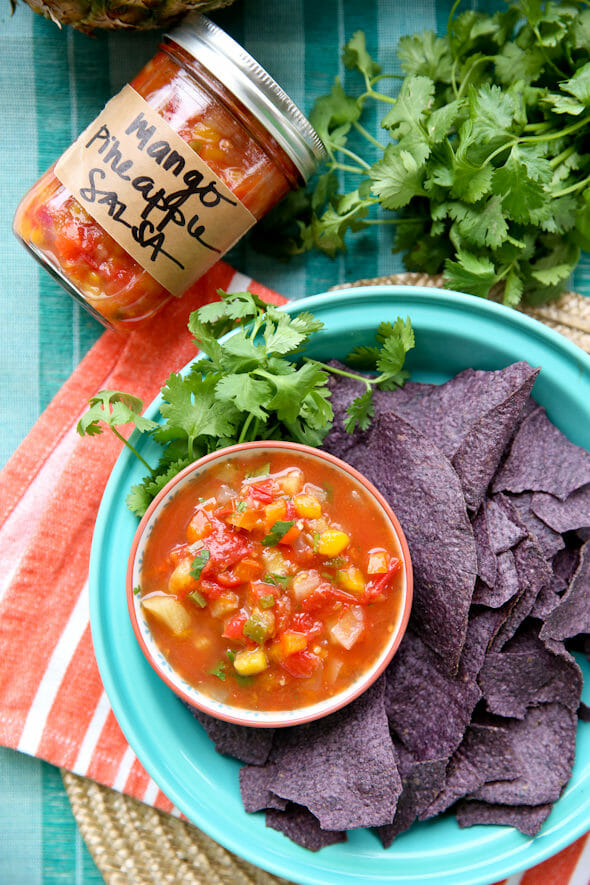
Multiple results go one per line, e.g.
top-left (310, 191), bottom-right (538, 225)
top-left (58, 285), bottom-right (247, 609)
top-left (137, 450), bottom-right (405, 712)
top-left (13, 44), bottom-right (301, 330)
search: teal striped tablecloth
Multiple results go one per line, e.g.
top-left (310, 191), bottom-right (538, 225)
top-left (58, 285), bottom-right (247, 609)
top-left (1, 0), bottom-right (589, 881)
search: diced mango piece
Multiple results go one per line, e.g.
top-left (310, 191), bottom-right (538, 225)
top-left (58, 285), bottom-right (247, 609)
top-left (367, 549), bottom-right (389, 574)
top-left (336, 565), bottom-right (366, 594)
top-left (318, 530), bottom-right (350, 557)
top-left (186, 510), bottom-right (212, 543)
top-left (264, 499), bottom-right (287, 530)
top-left (141, 595), bottom-right (191, 635)
top-left (280, 631), bottom-right (308, 656)
top-left (293, 493), bottom-right (322, 519)
top-left (168, 558), bottom-right (196, 595)
top-left (226, 507), bottom-right (259, 531)
top-left (232, 647), bottom-right (269, 675)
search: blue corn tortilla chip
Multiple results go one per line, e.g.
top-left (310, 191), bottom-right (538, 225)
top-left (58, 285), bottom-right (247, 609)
top-left (486, 495), bottom-right (528, 554)
top-left (469, 703), bottom-right (577, 806)
top-left (504, 492), bottom-right (564, 560)
top-left (339, 411), bottom-right (478, 673)
top-left (531, 484), bottom-right (590, 534)
top-left (492, 406), bottom-right (590, 500)
top-left (387, 362), bottom-right (539, 512)
top-left (456, 800), bottom-right (552, 837)
top-left (265, 804), bottom-right (346, 851)
top-left (419, 724), bottom-right (518, 819)
top-left (490, 538), bottom-right (552, 650)
top-left (187, 705), bottom-right (274, 765)
top-left (269, 678), bottom-right (401, 831)
top-left (376, 747), bottom-right (447, 847)
top-left (239, 764), bottom-right (288, 813)
top-left (478, 627), bottom-right (582, 719)
top-left (541, 541), bottom-right (590, 640)
top-left (472, 550), bottom-right (520, 609)
top-left (384, 630), bottom-right (481, 762)
top-left (471, 506), bottom-right (497, 588)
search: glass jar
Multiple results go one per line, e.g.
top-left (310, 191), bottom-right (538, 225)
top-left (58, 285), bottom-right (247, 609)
top-left (13, 15), bottom-right (325, 332)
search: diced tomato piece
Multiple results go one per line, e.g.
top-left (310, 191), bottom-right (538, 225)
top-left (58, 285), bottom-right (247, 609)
top-left (290, 612), bottom-right (323, 640)
top-left (300, 583), bottom-right (359, 612)
top-left (247, 480), bottom-right (277, 503)
top-left (284, 499), bottom-right (297, 520)
top-left (274, 595), bottom-right (293, 634)
top-left (363, 561), bottom-right (401, 601)
top-left (250, 581), bottom-right (281, 605)
top-left (280, 650), bottom-right (321, 678)
top-left (222, 610), bottom-right (247, 639)
top-left (216, 570), bottom-right (243, 588)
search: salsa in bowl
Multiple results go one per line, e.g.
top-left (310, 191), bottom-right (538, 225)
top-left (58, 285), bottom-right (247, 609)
top-left (127, 440), bottom-right (412, 727)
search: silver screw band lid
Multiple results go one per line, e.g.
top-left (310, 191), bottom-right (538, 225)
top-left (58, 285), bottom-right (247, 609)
top-left (167, 14), bottom-right (326, 182)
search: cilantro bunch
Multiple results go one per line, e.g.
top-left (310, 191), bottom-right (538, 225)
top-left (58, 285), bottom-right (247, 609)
top-left (254, 0), bottom-right (590, 306)
top-left (77, 292), bottom-right (414, 516)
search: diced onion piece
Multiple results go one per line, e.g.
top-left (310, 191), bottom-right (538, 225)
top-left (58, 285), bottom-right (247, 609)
top-left (216, 483), bottom-right (237, 505)
top-left (276, 469), bottom-right (304, 495)
top-left (209, 592), bottom-right (239, 619)
top-left (261, 548), bottom-right (293, 576)
top-left (292, 569), bottom-right (321, 602)
top-left (318, 530), bottom-right (350, 557)
top-left (141, 595), bottom-right (191, 635)
top-left (233, 647), bottom-right (269, 675)
top-left (168, 558), bottom-right (196, 595)
top-left (327, 606), bottom-right (365, 650)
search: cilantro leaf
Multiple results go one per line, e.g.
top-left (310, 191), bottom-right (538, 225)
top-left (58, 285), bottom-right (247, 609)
top-left (345, 389), bottom-right (374, 434)
top-left (77, 390), bottom-right (158, 437)
top-left (262, 521), bottom-right (296, 546)
top-left (342, 30), bottom-right (382, 81)
top-left (190, 549), bottom-right (210, 580)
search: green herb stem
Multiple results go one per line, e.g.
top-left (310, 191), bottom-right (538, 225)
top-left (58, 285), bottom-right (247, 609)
top-left (353, 120), bottom-right (386, 151)
top-left (111, 427), bottom-right (153, 473)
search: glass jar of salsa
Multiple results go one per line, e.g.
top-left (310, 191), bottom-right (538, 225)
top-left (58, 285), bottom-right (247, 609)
top-left (13, 15), bottom-right (325, 332)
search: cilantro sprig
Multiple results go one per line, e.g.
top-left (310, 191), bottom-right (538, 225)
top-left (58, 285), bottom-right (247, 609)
top-left (252, 0), bottom-right (590, 306)
top-left (77, 291), bottom-right (414, 516)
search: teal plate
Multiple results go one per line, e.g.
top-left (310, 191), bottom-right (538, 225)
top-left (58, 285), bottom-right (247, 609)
top-left (90, 286), bottom-right (590, 885)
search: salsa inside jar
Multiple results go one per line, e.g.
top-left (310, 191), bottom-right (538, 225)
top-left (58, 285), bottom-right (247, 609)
top-left (13, 44), bottom-right (302, 331)
top-left (136, 449), bottom-right (406, 713)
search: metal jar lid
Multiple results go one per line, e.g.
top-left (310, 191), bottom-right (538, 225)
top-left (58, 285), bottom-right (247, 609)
top-left (166, 14), bottom-right (326, 182)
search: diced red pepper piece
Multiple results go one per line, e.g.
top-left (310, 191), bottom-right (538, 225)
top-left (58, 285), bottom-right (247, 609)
top-left (222, 611), bottom-right (248, 639)
top-left (363, 560), bottom-right (401, 601)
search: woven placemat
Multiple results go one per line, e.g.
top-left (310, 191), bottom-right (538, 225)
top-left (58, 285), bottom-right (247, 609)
top-left (61, 272), bottom-right (590, 885)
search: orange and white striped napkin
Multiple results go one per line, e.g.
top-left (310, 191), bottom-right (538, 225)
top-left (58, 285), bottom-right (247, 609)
top-left (0, 260), bottom-right (588, 882)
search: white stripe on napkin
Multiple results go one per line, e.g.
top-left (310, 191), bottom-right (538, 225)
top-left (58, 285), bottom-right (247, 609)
top-left (17, 581), bottom-right (90, 756)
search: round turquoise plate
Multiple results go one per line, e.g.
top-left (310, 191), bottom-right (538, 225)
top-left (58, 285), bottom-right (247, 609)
top-left (90, 286), bottom-right (590, 885)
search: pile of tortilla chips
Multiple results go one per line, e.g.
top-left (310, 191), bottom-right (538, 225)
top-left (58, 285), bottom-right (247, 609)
top-left (190, 361), bottom-right (590, 850)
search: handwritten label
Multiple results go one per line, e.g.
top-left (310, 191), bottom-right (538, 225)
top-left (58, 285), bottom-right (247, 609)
top-left (55, 85), bottom-right (256, 296)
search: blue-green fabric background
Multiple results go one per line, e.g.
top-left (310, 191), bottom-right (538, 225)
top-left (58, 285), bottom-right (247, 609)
top-left (1, 0), bottom-right (589, 881)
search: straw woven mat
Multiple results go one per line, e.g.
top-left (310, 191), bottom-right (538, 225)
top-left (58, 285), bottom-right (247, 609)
top-left (61, 272), bottom-right (590, 885)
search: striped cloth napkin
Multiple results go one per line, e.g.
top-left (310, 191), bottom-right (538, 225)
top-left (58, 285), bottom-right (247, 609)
top-left (0, 259), bottom-right (588, 882)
